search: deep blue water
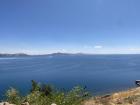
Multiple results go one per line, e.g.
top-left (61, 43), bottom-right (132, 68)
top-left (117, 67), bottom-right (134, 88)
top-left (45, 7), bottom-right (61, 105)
top-left (0, 54), bottom-right (140, 98)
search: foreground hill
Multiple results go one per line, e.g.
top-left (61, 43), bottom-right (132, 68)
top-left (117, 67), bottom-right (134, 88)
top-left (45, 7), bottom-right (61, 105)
top-left (1, 87), bottom-right (140, 105)
top-left (84, 87), bottom-right (140, 105)
top-left (0, 80), bottom-right (140, 105)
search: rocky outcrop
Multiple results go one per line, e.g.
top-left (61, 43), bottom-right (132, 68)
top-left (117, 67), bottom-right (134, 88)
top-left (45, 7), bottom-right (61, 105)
top-left (0, 102), bottom-right (57, 105)
top-left (0, 102), bottom-right (15, 105)
top-left (0, 102), bottom-right (30, 105)
top-left (21, 102), bottom-right (29, 105)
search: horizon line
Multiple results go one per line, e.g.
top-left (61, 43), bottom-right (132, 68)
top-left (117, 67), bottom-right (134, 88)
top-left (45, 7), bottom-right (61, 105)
top-left (1, 52), bottom-right (140, 55)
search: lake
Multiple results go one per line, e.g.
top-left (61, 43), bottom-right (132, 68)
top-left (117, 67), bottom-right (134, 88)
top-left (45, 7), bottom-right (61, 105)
top-left (0, 54), bottom-right (140, 98)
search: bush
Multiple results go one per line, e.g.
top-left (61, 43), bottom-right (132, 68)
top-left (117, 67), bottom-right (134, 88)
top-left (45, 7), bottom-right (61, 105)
top-left (5, 87), bottom-right (22, 105)
top-left (4, 81), bottom-right (90, 105)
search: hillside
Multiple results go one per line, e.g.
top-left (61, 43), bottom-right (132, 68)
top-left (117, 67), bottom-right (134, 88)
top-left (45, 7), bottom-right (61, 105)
top-left (84, 87), bottom-right (140, 105)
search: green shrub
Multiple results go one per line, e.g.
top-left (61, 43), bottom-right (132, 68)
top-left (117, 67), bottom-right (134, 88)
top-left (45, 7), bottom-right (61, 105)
top-left (4, 81), bottom-right (90, 105)
top-left (5, 87), bottom-right (22, 105)
top-left (30, 80), bottom-right (41, 92)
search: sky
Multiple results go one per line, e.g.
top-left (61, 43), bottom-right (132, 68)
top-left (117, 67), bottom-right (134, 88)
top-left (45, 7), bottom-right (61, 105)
top-left (0, 0), bottom-right (140, 54)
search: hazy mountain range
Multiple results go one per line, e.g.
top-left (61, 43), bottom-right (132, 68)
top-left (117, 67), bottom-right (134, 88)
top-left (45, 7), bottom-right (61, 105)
top-left (0, 53), bottom-right (29, 57)
top-left (0, 52), bottom-right (91, 57)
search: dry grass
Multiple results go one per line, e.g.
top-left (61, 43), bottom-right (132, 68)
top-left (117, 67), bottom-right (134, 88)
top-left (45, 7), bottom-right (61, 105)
top-left (83, 87), bottom-right (140, 105)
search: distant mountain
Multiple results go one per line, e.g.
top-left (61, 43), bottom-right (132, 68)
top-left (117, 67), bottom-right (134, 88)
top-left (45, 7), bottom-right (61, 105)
top-left (0, 53), bottom-right (29, 57)
top-left (45, 52), bottom-right (88, 57)
top-left (0, 52), bottom-right (92, 57)
top-left (47, 52), bottom-right (72, 56)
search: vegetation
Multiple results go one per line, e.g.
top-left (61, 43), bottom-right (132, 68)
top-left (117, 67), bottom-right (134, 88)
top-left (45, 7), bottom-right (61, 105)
top-left (4, 80), bottom-right (90, 105)
top-left (5, 81), bottom-right (140, 105)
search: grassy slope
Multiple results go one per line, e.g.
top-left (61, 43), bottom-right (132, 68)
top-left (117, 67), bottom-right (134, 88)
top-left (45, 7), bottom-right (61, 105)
top-left (83, 87), bottom-right (140, 105)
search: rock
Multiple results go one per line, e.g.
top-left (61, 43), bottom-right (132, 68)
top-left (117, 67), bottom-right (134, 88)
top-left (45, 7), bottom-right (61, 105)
top-left (51, 103), bottom-right (57, 105)
top-left (21, 102), bottom-right (29, 105)
top-left (3, 102), bottom-right (10, 105)
top-left (112, 93), bottom-right (119, 99)
top-left (134, 100), bottom-right (140, 105)
top-left (116, 99), bottom-right (123, 104)
top-left (101, 94), bottom-right (111, 99)
top-left (0, 102), bottom-right (15, 105)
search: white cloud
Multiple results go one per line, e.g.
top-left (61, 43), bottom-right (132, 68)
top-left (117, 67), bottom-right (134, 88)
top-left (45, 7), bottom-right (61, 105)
top-left (94, 45), bottom-right (103, 49)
